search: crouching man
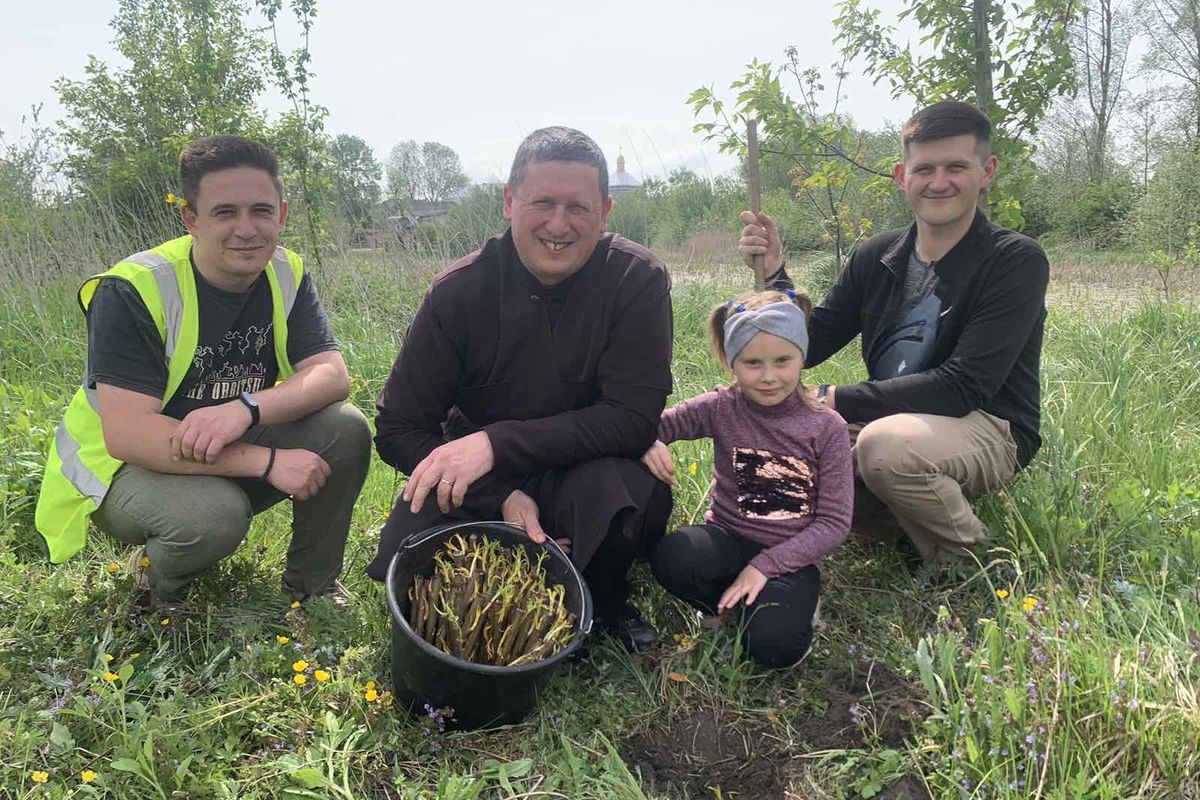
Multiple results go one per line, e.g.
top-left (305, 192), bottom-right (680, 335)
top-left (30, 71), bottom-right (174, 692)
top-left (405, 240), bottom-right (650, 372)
top-left (36, 135), bottom-right (371, 607)
top-left (369, 127), bottom-right (673, 652)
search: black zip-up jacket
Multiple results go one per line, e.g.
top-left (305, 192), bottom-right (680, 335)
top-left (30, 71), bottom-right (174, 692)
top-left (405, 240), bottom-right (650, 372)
top-left (775, 210), bottom-right (1048, 468)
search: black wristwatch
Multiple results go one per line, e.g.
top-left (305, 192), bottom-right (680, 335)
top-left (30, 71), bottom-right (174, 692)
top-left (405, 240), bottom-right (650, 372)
top-left (238, 391), bottom-right (261, 426)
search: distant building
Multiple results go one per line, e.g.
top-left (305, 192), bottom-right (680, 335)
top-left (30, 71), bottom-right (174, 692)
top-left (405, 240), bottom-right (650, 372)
top-left (609, 152), bottom-right (641, 195)
top-left (376, 197), bottom-right (458, 238)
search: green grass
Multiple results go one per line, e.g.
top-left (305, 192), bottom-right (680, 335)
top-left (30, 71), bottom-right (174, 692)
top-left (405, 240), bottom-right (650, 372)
top-left (1, 254), bottom-right (1198, 799)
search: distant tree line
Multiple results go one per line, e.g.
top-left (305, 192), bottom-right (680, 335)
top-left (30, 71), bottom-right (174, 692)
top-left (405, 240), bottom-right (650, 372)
top-left (4, 0), bottom-right (1200, 288)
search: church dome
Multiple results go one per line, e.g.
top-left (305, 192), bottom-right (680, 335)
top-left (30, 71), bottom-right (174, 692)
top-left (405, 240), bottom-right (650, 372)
top-left (609, 152), bottom-right (641, 194)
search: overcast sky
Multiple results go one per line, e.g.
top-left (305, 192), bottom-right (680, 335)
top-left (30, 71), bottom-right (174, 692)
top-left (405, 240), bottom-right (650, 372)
top-left (1, 0), bottom-right (918, 184)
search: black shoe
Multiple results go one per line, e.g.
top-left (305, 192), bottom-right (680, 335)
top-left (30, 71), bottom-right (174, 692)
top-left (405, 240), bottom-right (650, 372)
top-left (599, 608), bottom-right (658, 654)
top-left (895, 535), bottom-right (923, 571)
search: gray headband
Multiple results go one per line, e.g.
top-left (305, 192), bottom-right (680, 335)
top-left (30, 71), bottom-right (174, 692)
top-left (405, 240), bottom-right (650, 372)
top-left (724, 301), bottom-right (809, 364)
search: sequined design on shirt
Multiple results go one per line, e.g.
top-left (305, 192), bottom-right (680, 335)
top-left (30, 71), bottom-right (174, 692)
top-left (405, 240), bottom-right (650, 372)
top-left (732, 447), bottom-right (815, 520)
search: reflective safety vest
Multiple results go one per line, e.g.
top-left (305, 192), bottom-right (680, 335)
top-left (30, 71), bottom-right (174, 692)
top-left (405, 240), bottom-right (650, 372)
top-left (35, 235), bottom-right (305, 563)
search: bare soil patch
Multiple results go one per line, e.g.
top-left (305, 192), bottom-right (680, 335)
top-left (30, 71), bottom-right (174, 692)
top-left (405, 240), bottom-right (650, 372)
top-left (623, 707), bottom-right (788, 799)
top-left (621, 661), bottom-right (928, 799)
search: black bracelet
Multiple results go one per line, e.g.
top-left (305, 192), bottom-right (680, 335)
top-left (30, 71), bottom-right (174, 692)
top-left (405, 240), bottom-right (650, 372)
top-left (262, 447), bottom-right (277, 480)
top-left (766, 261), bottom-right (786, 284)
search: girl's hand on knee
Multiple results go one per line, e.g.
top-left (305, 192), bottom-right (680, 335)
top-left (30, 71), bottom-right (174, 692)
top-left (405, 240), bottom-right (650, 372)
top-left (641, 440), bottom-right (676, 485)
top-left (718, 565), bottom-right (768, 613)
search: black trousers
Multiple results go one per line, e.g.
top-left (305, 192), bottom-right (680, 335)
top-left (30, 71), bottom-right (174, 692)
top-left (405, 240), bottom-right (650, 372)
top-left (368, 457), bottom-right (672, 624)
top-left (650, 524), bottom-right (820, 668)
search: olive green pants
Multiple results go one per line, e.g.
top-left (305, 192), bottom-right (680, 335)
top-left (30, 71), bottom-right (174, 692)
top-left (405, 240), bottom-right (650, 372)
top-left (94, 402), bottom-right (371, 601)
top-left (849, 410), bottom-right (1019, 562)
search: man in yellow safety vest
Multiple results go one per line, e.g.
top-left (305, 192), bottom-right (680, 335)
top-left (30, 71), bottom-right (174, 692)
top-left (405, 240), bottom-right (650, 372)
top-left (36, 135), bottom-right (371, 607)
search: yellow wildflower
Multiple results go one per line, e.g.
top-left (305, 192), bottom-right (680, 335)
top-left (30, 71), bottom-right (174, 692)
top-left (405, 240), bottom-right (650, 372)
top-left (131, 652), bottom-right (141, 660)
top-left (294, 674), bottom-right (306, 686)
top-left (178, 199), bottom-right (187, 208)
top-left (996, 589), bottom-right (1009, 599)
top-left (159, 618), bottom-right (170, 626)
top-left (364, 688), bottom-right (378, 702)
top-left (688, 462), bottom-right (698, 476)
top-left (103, 671), bottom-right (119, 682)
top-left (366, 680), bottom-right (376, 690)
top-left (81, 770), bottom-right (97, 783)
top-left (276, 635), bottom-right (289, 645)
top-left (166, 193), bottom-right (176, 205)
top-left (139, 556), bottom-right (151, 569)
top-left (1022, 596), bottom-right (1039, 613)
top-left (105, 562), bottom-right (119, 575)
top-left (292, 660), bottom-right (308, 672)
top-left (314, 669), bottom-right (330, 682)
top-left (290, 600), bottom-right (301, 609)
top-left (31, 770), bottom-right (49, 784)
top-left (379, 690), bottom-right (393, 706)
top-left (104, 653), bottom-right (114, 662)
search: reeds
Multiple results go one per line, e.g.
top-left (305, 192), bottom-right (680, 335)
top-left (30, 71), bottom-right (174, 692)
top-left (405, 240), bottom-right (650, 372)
top-left (407, 534), bottom-right (576, 666)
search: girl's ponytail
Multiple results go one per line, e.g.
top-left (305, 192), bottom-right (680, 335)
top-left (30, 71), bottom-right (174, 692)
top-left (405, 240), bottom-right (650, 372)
top-left (707, 301), bottom-right (732, 368)
top-left (785, 287), bottom-right (813, 320)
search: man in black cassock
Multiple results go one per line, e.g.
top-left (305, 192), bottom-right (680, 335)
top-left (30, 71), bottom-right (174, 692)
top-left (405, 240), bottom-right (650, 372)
top-left (367, 126), bottom-right (673, 652)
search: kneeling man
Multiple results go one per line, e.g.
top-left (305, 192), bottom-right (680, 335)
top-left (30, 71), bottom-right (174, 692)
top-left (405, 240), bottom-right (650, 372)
top-left (369, 127), bottom-right (673, 652)
top-left (37, 135), bottom-right (372, 606)
top-left (739, 102), bottom-right (1048, 566)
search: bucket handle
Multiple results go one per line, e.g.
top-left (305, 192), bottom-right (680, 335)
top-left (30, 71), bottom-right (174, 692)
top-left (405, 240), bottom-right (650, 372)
top-left (401, 520), bottom-right (473, 550)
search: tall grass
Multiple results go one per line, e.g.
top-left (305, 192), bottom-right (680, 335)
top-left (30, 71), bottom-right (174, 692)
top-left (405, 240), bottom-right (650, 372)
top-left (0, 236), bottom-right (1197, 797)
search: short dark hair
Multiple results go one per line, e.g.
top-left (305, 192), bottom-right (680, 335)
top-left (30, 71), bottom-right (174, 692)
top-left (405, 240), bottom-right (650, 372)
top-left (901, 101), bottom-right (992, 159)
top-left (178, 135), bottom-right (283, 206)
top-left (508, 126), bottom-right (608, 198)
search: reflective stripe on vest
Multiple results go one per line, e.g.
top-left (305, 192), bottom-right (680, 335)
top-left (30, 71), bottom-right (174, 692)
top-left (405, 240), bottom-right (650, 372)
top-left (36, 236), bottom-right (305, 563)
top-left (53, 416), bottom-right (106, 504)
top-left (123, 250), bottom-right (186, 360)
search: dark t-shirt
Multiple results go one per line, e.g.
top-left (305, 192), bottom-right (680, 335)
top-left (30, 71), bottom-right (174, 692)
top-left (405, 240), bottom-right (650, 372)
top-left (900, 249), bottom-right (938, 314)
top-left (87, 258), bottom-right (338, 420)
top-left (867, 249), bottom-right (942, 380)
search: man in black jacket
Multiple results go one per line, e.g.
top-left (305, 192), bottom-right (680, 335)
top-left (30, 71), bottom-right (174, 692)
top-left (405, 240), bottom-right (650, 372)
top-left (738, 101), bottom-right (1048, 563)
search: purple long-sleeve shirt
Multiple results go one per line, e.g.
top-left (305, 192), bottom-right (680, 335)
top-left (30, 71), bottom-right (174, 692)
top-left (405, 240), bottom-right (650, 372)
top-left (658, 386), bottom-right (853, 579)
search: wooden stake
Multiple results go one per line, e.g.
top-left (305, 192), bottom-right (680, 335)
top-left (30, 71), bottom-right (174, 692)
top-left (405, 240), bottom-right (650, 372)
top-left (746, 118), bottom-right (766, 291)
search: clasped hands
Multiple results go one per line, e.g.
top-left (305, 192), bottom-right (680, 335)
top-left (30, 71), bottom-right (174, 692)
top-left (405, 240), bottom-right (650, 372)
top-left (170, 399), bottom-right (330, 501)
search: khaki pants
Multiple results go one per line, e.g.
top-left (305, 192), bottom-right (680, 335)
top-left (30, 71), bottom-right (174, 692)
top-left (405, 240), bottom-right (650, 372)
top-left (849, 411), bottom-right (1018, 562)
top-left (94, 402), bottom-right (372, 601)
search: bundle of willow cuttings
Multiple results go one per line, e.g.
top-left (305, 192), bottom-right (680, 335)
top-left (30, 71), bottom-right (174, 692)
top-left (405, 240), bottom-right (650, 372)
top-left (407, 534), bottom-right (576, 666)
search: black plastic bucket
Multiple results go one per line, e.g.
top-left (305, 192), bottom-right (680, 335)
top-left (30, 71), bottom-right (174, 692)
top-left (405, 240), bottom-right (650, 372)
top-left (385, 520), bottom-right (593, 730)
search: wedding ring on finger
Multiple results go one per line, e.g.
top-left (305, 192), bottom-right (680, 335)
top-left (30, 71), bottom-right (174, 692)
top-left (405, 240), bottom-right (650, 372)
top-left (440, 478), bottom-right (454, 486)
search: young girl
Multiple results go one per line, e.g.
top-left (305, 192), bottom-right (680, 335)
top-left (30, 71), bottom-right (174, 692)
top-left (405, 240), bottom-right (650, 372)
top-left (643, 288), bottom-right (853, 668)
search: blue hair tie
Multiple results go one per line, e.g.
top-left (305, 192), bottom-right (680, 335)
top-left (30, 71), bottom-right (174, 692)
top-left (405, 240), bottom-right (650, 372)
top-left (725, 299), bottom-right (734, 309)
top-left (785, 288), bottom-right (797, 299)
top-left (734, 303), bottom-right (745, 313)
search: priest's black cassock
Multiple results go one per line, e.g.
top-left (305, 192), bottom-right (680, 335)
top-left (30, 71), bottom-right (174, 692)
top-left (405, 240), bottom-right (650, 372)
top-left (368, 229), bottom-right (674, 624)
